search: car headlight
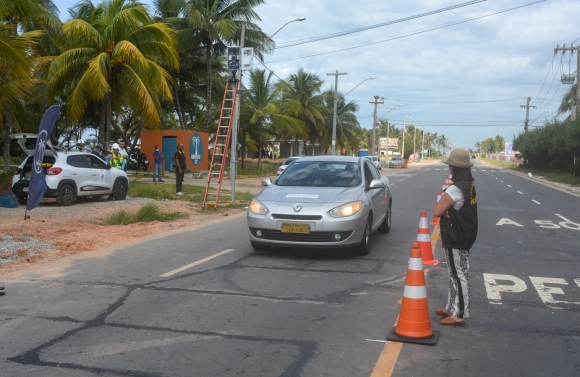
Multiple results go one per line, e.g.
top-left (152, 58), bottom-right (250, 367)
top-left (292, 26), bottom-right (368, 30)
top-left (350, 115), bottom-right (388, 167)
top-left (249, 198), bottom-right (268, 215)
top-left (329, 201), bottom-right (364, 218)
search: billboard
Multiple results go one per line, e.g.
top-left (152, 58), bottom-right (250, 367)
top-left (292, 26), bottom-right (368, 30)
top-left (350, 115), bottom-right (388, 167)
top-left (505, 142), bottom-right (516, 156)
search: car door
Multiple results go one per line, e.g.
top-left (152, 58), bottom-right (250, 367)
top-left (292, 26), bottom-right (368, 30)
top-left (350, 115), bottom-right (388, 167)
top-left (66, 155), bottom-right (93, 195)
top-left (87, 155), bottom-right (114, 193)
top-left (363, 161), bottom-right (386, 229)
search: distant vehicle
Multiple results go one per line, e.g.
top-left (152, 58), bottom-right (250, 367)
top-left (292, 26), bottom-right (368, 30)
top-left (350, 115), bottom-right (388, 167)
top-left (370, 156), bottom-right (382, 170)
top-left (357, 148), bottom-right (369, 157)
top-left (276, 156), bottom-right (301, 176)
top-left (388, 156), bottom-right (405, 169)
top-left (471, 155), bottom-right (476, 159)
top-left (10, 133), bottom-right (129, 206)
top-left (248, 156), bottom-right (392, 255)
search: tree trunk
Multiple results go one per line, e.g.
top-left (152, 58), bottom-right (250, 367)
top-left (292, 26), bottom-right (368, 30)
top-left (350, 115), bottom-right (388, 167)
top-left (3, 106), bottom-right (11, 173)
top-left (204, 43), bottom-right (213, 132)
top-left (173, 75), bottom-right (187, 130)
top-left (257, 120), bottom-right (262, 169)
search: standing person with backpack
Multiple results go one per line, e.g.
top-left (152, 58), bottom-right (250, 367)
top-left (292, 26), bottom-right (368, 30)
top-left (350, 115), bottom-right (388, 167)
top-left (433, 148), bottom-right (478, 326)
top-left (172, 143), bottom-right (186, 195)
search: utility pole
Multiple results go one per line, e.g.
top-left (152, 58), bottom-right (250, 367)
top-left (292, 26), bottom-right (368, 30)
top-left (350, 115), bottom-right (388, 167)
top-left (554, 44), bottom-right (580, 121)
top-left (327, 70), bottom-right (347, 155)
top-left (231, 23), bottom-right (245, 202)
top-left (520, 97), bottom-right (536, 132)
top-left (370, 96), bottom-right (383, 156)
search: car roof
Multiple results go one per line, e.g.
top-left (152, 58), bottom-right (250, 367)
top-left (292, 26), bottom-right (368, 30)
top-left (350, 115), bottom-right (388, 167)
top-left (293, 156), bottom-right (365, 163)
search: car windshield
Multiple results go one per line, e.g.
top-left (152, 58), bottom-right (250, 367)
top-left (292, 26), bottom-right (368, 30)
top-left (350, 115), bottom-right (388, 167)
top-left (276, 161), bottom-right (362, 187)
top-left (282, 158), bottom-right (297, 166)
top-left (392, 156), bottom-right (402, 161)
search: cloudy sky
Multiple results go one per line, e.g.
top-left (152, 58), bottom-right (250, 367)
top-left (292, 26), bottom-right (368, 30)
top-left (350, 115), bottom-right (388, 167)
top-left (51, 0), bottom-right (579, 151)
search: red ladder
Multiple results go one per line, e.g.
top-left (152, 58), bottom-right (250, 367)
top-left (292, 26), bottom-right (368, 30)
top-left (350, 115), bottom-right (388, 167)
top-left (202, 79), bottom-right (239, 210)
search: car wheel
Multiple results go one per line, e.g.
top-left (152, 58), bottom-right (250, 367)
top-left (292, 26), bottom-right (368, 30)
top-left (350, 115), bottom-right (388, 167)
top-left (251, 241), bottom-right (270, 252)
top-left (56, 184), bottom-right (75, 206)
top-left (354, 216), bottom-right (372, 256)
top-left (378, 203), bottom-right (391, 234)
top-left (113, 180), bottom-right (128, 200)
top-left (17, 196), bottom-right (27, 205)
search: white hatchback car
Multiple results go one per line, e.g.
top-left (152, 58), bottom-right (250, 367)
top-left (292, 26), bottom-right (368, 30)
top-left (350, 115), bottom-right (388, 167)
top-left (10, 133), bottom-right (129, 206)
top-left (276, 156), bottom-right (301, 176)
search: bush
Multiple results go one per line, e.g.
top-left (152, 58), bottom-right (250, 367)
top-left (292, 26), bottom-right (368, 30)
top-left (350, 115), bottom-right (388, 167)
top-left (103, 203), bottom-right (188, 225)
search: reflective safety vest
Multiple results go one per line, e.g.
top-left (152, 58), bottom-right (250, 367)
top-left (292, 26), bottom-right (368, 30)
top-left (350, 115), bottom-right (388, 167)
top-left (109, 153), bottom-right (124, 169)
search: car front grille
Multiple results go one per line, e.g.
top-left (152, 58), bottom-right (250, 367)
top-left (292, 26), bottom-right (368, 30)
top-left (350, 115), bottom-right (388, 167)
top-left (271, 214), bottom-right (323, 221)
top-left (250, 228), bottom-right (353, 243)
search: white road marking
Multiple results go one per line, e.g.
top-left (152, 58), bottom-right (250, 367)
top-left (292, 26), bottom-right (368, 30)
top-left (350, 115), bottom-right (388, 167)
top-left (366, 339), bottom-right (390, 343)
top-left (495, 178), bottom-right (498, 180)
top-left (517, 191), bottom-right (523, 194)
top-left (532, 200), bottom-right (541, 205)
top-left (160, 249), bottom-right (235, 277)
top-left (435, 168), bottom-right (440, 170)
top-left (399, 179), bottom-right (404, 181)
top-left (555, 214), bottom-right (580, 230)
top-left (483, 274), bottom-right (527, 304)
top-left (530, 277), bottom-right (580, 306)
top-left (496, 218), bottom-right (524, 227)
top-left (508, 185), bottom-right (512, 187)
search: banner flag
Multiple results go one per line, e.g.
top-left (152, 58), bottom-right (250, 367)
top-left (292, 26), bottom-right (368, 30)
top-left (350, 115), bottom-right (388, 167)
top-left (26, 106), bottom-right (61, 212)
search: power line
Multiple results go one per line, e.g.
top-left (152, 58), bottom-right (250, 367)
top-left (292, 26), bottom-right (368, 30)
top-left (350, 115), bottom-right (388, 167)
top-left (377, 97), bottom-right (524, 104)
top-left (275, 0), bottom-right (486, 49)
top-left (266, 1), bottom-right (546, 64)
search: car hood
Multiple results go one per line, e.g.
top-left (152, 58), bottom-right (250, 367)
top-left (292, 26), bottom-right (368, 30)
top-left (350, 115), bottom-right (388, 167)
top-left (256, 184), bottom-right (362, 203)
top-left (10, 133), bottom-right (57, 157)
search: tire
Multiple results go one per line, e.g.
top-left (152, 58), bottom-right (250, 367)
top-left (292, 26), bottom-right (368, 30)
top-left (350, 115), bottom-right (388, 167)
top-left (56, 184), bottom-right (75, 206)
top-left (354, 216), bottom-right (372, 256)
top-left (251, 241), bottom-right (270, 252)
top-left (112, 180), bottom-right (128, 200)
top-left (17, 196), bottom-right (27, 205)
top-left (378, 203), bottom-right (391, 234)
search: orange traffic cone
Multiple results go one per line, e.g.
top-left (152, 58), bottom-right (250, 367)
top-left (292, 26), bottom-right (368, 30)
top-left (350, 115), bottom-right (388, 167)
top-left (387, 242), bottom-right (439, 345)
top-left (430, 191), bottom-right (443, 225)
top-left (418, 210), bottom-right (439, 265)
top-left (441, 179), bottom-right (448, 191)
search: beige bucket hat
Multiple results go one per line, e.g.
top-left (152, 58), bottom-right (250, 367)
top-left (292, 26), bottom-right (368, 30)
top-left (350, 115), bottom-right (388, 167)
top-left (442, 148), bottom-right (473, 168)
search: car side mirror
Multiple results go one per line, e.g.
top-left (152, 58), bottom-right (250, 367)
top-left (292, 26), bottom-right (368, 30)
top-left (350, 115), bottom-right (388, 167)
top-left (105, 164), bottom-right (111, 170)
top-left (261, 177), bottom-right (272, 186)
top-left (368, 179), bottom-right (384, 190)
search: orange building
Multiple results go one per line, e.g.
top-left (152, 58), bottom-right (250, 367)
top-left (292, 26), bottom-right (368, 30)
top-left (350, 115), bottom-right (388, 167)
top-left (140, 130), bottom-right (209, 172)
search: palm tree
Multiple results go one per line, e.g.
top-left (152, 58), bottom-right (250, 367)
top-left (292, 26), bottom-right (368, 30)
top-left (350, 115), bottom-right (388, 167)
top-left (48, 0), bottom-right (179, 144)
top-left (0, 0), bottom-right (60, 172)
top-left (278, 68), bottom-right (326, 156)
top-left (161, 0), bottom-right (268, 132)
top-left (321, 89), bottom-right (361, 153)
top-left (558, 84), bottom-right (577, 115)
top-left (244, 69), bottom-right (302, 168)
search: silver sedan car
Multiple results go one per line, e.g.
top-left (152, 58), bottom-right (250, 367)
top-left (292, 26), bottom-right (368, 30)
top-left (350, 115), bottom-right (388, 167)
top-left (247, 156), bottom-right (392, 255)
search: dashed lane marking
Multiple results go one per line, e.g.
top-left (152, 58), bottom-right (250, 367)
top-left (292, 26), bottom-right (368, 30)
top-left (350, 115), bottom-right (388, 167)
top-left (517, 191), bottom-right (523, 194)
top-left (160, 249), bottom-right (235, 277)
top-left (508, 185), bottom-right (512, 187)
top-left (532, 200), bottom-right (541, 205)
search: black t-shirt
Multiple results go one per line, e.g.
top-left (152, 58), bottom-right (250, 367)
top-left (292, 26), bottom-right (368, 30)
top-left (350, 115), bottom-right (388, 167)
top-left (174, 150), bottom-right (186, 168)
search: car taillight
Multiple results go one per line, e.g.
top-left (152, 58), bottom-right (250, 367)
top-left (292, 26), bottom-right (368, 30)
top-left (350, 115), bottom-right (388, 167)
top-left (46, 167), bottom-right (62, 175)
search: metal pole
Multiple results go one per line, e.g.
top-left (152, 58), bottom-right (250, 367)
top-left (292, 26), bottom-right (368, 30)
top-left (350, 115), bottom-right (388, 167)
top-left (231, 23), bottom-right (245, 202)
top-left (402, 121), bottom-right (406, 161)
top-left (327, 70), bottom-right (347, 155)
top-left (386, 113), bottom-right (390, 161)
top-left (576, 47), bottom-right (580, 121)
top-left (421, 130), bottom-right (424, 162)
top-left (413, 126), bottom-right (416, 160)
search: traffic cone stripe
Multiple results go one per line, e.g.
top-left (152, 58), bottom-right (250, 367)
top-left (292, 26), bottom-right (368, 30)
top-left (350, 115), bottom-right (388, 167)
top-left (403, 285), bottom-right (427, 299)
top-left (405, 269), bottom-right (426, 286)
top-left (417, 233), bottom-right (430, 242)
top-left (408, 257), bottom-right (423, 270)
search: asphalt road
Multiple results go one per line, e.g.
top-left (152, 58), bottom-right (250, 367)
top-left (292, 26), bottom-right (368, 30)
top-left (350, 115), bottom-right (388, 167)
top-left (1, 160), bottom-right (579, 376)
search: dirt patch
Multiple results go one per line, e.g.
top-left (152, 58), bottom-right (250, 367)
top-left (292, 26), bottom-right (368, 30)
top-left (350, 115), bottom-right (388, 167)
top-left (0, 197), bottom-right (248, 275)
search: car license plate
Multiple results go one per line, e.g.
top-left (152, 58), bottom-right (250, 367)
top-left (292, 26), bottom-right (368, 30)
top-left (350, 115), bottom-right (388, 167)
top-left (281, 223), bottom-right (310, 234)
top-left (23, 187), bottom-right (29, 192)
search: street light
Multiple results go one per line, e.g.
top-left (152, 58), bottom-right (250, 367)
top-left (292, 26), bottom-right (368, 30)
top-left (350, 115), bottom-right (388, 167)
top-left (334, 77), bottom-right (374, 156)
top-left (232, 17), bottom-right (305, 200)
top-left (327, 70), bottom-right (348, 155)
top-left (378, 104), bottom-right (402, 160)
top-left (413, 126), bottom-right (421, 161)
top-left (255, 17), bottom-right (306, 51)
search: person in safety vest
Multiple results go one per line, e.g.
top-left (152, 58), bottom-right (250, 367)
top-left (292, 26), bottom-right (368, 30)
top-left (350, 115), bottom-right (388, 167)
top-left (74, 139), bottom-right (86, 152)
top-left (105, 143), bottom-right (126, 170)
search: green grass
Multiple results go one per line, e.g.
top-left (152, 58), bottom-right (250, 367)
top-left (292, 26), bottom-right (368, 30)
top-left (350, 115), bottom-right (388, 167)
top-left (481, 158), bottom-right (580, 186)
top-left (127, 181), bottom-right (254, 210)
top-left (481, 157), bottom-right (519, 169)
top-left (102, 203), bottom-right (188, 225)
top-left (237, 159), bottom-right (279, 177)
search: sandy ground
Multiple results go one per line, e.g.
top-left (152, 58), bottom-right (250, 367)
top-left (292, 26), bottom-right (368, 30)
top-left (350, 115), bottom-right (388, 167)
top-left (0, 175), bottom-right (268, 275)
